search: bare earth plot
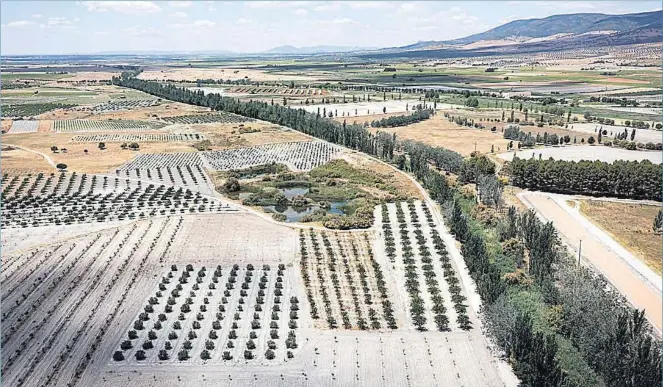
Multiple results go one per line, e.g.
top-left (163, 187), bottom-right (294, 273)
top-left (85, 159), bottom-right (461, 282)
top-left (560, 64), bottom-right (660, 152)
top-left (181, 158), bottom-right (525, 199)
top-left (577, 199), bottom-right (662, 275)
top-left (498, 145), bottom-right (662, 163)
top-left (519, 191), bottom-right (662, 333)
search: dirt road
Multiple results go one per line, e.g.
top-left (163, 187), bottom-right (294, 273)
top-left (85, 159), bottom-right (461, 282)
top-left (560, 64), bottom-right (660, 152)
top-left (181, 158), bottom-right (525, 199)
top-left (520, 192), bottom-right (662, 333)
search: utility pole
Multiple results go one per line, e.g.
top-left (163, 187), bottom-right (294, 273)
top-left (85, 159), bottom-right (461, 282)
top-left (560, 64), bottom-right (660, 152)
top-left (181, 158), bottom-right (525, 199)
top-left (577, 239), bottom-right (582, 268)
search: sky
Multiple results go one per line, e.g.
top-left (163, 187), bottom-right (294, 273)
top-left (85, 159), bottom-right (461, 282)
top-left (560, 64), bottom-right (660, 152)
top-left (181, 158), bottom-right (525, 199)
top-left (1, 1), bottom-right (660, 55)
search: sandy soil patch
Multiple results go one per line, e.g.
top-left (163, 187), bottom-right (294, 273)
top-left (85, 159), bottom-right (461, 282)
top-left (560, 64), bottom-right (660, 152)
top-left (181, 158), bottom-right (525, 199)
top-left (579, 200), bottom-right (662, 275)
top-left (138, 68), bottom-right (316, 82)
top-left (1, 120), bottom-right (12, 131)
top-left (1, 146), bottom-right (53, 174)
top-left (296, 100), bottom-right (419, 117)
top-left (369, 114), bottom-right (510, 156)
top-left (4, 132), bottom-right (196, 173)
top-left (37, 120), bottom-right (52, 132)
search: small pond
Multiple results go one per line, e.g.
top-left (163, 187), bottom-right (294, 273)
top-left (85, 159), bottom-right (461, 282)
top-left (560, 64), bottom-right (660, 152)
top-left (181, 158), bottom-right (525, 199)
top-left (282, 187), bottom-right (309, 199)
top-left (264, 201), bottom-right (347, 222)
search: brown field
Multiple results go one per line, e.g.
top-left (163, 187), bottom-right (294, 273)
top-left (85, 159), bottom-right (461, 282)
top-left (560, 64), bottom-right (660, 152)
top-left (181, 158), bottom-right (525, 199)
top-left (602, 77), bottom-right (650, 85)
top-left (1, 146), bottom-right (54, 174)
top-left (37, 101), bottom-right (208, 121)
top-left (579, 200), bottom-right (662, 275)
top-left (3, 133), bottom-right (196, 173)
top-left (368, 114), bottom-right (510, 156)
top-left (179, 121), bottom-right (312, 149)
top-left (137, 67), bottom-right (316, 82)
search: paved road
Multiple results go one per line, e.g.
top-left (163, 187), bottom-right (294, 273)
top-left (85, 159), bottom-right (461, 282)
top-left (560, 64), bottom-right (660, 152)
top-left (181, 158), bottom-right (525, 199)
top-left (520, 192), bottom-right (662, 333)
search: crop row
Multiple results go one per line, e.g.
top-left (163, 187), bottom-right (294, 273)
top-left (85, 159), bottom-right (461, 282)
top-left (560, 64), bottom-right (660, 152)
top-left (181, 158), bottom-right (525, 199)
top-left (53, 119), bottom-right (156, 132)
top-left (1, 172), bottom-right (235, 228)
top-left (231, 87), bottom-right (323, 95)
top-left (71, 99), bottom-right (158, 112)
top-left (116, 164), bottom-right (214, 196)
top-left (113, 263), bottom-right (298, 364)
top-left (71, 133), bottom-right (207, 143)
top-left (161, 113), bottom-right (252, 125)
top-left (299, 228), bottom-right (397, 330)
top-left (7, 120), bottom-right (39, 134)
top-left (2, 103), bottom-right (75, 118)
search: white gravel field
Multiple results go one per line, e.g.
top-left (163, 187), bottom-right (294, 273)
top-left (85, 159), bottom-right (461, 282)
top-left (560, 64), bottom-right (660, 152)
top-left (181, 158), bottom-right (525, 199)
top-left (498, 145), bottom-right (662, 163)
top-left (295, 100), bottom-right (419, 117)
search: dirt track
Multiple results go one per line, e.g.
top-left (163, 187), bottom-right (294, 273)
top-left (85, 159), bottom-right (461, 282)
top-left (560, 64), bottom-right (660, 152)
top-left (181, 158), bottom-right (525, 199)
top-left (520, 192), bottom-right (662, 333)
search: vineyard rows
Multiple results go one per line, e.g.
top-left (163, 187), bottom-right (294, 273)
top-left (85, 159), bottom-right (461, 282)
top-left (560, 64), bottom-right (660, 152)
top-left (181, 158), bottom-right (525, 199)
top-left (116, 164), bottom-right (215, 196)
top-left (71, 99), bottom-right (158, 113)
top-left (3, 102), bottom-right (75, 117)
top-left (299, 229), bottom-right (397, 330)
top-left (204, 141), bottom-right (342, 171)
top-left (2, 217), bottom-right (182, 386)
top-left (113, 263), bottom-right (299, 364)
top-left (71, 133), bottom-right (207, 143)
top-left (379, 201), bottom-right (471, 332)
top-left (117, 141), bottom-right (342, 172)
top-left (1, 172), bottom-right (236, 229)
top-left (53, 119), bottom-right (157, 133)
top-left (8, 120), bottom-right (39, 134)
top-left (161, 113), bottom-right (252, 125)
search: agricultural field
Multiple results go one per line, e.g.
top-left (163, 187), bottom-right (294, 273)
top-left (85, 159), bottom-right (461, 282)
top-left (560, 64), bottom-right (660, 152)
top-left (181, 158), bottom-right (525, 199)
top-left (203, 141), bottom-right (343, 172)
top-left (498, 145), bottom-right (663, 163)
top-left (2, 102), bottom-right (76, 117)
top-left (0, 172), bottom-right (236, 229)
top-left (298, 100), bottom-right (415, 118)
top-left (299, 229), bottom-right (398, 330)
top-left (118, 141), bottom-right (343, 173)
top-left (376, 201), bottom-right (472, 332)
top-left (7, 120), bottom-right (39, 134)
top-left (53, 119), bottom-right (159, 133)
top-left (161, 113), bottom-right (253, 125)
top-left (72, 99), bottom-right (159, 113)
top-left (117, 164), bottom-right (216, 196)
top-left (113, 263), bottom-right (300, 364)
top-left (71, 133), bottom-right (207, 143)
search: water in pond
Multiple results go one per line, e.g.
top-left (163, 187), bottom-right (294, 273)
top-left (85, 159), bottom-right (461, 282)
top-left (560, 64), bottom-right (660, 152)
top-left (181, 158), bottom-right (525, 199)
top-left (281, 187), bottom-right (309, 199)
top-left (264, 200), bottom-right (347, 222)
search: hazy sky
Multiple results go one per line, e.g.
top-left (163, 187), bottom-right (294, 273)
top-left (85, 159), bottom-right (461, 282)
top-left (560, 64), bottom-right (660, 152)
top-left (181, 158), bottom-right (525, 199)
top-left (1, 1), bottom-right (660, 55)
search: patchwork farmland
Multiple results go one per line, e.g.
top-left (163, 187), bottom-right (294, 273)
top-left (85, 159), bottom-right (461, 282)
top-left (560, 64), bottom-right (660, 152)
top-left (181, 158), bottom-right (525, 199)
top-left (71, 133), bottom-right (207, 143)
top-left (53, 119), bottom-right (159, 133)
top-left (7, 120), bottom-right (39, 134)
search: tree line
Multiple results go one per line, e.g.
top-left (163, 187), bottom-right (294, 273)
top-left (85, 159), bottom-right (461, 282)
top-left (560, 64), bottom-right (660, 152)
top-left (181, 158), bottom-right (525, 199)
top-left (112, 74), bottom-right (396, 161)
top-left (371, 108), bottom-right (433, 128)
top-left (509, 157), bottom-right (661, 201)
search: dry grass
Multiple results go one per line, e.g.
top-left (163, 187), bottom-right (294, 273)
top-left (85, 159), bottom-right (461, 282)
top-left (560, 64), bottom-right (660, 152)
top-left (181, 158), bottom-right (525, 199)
top-left (3, 132), bottom-right (196, 173)
top-left (579, 200), bottom-right (662, 275)
top-left (63, 71), bottom-right (121, 82)
top-left (187, 122), bottom-right (311, 150)
top-left (341, 152), bottom-right (423, 200)
top-left (368, 114), bottom-right (510, 156)
top-left (37, 101), bottom-right (208, 121)
top-left (1, 146), bottom-right (54, 174)
top-left (1, 120), bottom-right (12, 131)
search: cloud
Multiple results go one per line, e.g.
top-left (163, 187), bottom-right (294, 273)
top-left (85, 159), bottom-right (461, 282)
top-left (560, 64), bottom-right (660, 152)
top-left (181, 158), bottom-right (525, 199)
top-left (295, 9), bottom-right (308, 16)
top-left (399, 2), bottom-right (421, 12)
top-left (2, 20), bottom-right (37, 28)
top-left (168, 1), bottom-right (192, 7)
top-left (32, 14), bottom-right (42, 18)
top-left (193, 20), bottom-right (216, 27)
top-left (319, 18), bottom-right (358, 25)
top-left (347, 1), bottom-right (391, 9)
top-left (82, 1), bottom-right (161, 14)
top-left (208, 6), bottom-right (217, 11)
top-left (170, 11), bottom-right (188, 18)
top-left (246, 1), bottom-right (308, 9)
top-left (313, 2), bottom-right (341, 12)
top-left (236, 18), bottom-right (252, 25)
top-left (124, 25), bottom-right (161, 36)
top-left (47, 17), bottom-right (76, 28)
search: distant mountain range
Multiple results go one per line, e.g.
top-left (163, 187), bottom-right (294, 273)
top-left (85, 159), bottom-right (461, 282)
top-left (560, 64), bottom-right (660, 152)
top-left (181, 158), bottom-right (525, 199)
top-left (262, 45), bottom-right (378, 54)
top-left (379, 10), bottom-right (662, 55)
